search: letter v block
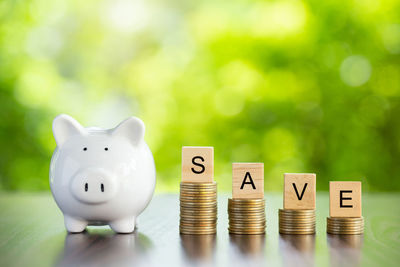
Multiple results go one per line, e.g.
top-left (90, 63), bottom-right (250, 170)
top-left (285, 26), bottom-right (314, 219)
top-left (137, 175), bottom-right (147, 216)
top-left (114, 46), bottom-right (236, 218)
top-left (329, 181), bottom-right (362, 217)
top-left (284, 173), bottom-right (316, 209)
top-left (232, 163), bottom-right (264, 199)
top-left (182, 146), bottom-right (214, 183)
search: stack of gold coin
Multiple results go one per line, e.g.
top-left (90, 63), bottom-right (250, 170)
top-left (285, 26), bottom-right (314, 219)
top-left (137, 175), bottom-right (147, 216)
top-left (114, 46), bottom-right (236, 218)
top-left (228, 198), bottom-right (266, 235)
top-left (180, 182), bottom-right (217, 235)
top-left (279, 209), bottom-right (316, 234)
top-left (327, 217), bottom-right (364, 234)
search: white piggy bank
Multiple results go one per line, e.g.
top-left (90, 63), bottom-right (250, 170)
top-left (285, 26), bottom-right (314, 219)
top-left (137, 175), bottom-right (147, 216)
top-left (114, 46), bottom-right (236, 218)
top-left (50, 114), bottom-right (156, 233)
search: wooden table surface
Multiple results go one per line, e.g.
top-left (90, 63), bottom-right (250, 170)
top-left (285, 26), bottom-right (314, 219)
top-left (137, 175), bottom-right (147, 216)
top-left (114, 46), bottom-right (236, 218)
top-left (0, 193), bottom-right (399, 267)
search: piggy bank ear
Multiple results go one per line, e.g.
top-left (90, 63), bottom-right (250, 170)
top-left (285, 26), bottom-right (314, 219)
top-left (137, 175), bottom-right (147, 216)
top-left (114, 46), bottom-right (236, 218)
top-left (52, 114), bottom-right (86, 147)
top-left (112, 117), bottom-right (145, 146)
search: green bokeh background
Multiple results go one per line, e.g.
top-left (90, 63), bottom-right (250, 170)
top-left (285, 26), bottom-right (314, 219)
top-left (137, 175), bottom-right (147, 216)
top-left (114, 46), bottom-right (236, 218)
top-left (0, 0), bottom-right (400, 192)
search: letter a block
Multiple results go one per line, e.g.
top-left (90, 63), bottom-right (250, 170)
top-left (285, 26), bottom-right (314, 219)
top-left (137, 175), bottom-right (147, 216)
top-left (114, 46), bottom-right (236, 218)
top-left (232, 163), bottom-right (264, 199)
top-left (284, 173), bottom-right (316, 210)
top-left (329, 181), bottom-right (362, 217)
top-left (182, 146), bottom-right (214, 183)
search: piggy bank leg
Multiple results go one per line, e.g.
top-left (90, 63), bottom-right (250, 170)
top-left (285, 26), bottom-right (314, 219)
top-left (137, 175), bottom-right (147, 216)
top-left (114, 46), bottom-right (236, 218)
top-left (64, 215), bottom-right (88, 233)
top-left (109, 217), bottom-right (135, 233)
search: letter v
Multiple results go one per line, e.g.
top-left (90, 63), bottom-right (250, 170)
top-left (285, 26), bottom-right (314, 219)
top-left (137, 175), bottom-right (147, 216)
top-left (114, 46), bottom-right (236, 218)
top-left (292, 183), bottom-right (308, 200)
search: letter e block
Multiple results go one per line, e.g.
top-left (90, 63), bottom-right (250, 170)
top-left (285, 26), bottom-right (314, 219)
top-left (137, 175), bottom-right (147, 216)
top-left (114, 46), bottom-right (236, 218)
top-left (182, 146), bottom-right (214, 183)
top-left (284, 173), bottom-right (316, 210)
top-left (329, 181), bottom-right (362, 217)
top-left (232, 163), bottom-right (264, 199)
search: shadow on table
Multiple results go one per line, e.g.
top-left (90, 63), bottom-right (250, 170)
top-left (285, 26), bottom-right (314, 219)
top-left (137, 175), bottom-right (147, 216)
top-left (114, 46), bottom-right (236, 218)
top-left (56, 228), bottom-right (153, 267)
top-left (179, 234), bottom-right (216, 264)
top-left (279, 234), bottom-right (315, 267)
top-left (327, 234), bottom-right (363, 267)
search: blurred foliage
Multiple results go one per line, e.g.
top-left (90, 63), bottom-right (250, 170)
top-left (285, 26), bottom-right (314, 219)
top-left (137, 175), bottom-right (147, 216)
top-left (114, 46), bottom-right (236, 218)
top-left (0, 0), bottom-right (400, 192)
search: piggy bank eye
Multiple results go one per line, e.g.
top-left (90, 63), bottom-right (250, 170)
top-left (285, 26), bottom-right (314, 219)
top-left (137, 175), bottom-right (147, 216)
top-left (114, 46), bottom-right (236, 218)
top-left (83, 147), bottom-right (87, 151)
top-left (104, 147), bottom-right (108, 151)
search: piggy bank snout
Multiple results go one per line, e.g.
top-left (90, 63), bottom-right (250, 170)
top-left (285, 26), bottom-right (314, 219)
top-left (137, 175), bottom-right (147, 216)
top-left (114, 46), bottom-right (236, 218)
top-left (70, 169), bottom-right (118, 204)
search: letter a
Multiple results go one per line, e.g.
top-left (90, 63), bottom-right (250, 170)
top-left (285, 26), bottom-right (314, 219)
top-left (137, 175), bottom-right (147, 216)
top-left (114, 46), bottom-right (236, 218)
top-left (240, 172), bottom-right (256, 190)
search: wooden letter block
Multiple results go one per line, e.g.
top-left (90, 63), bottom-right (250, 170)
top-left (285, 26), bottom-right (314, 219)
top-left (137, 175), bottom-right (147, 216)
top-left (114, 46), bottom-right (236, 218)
top-left (284, 173), bottom-right (316, 210)
top-left (232, 163), bottom-right (264, 199)
top-left (182, 146), bottom-right (214, 183)
top-left (329, 181), bottom-right (362, 217)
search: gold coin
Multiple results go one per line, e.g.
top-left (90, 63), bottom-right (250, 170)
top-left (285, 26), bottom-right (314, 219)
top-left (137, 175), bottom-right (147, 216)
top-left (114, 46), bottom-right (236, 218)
top-left (327, 216), bottom-right (364, 222)
top-left (228, 213), bottom-right (265, 218)
top-left (228, 229), bottom-right (265, 234)
top-left (279, 228), bottom-right (315, 231)
top-left (229, 218), bottom-right (266, 223)
top-left (180, 227), bottom-right (217, 231)
top-left (179, 193), bottom-right (217, 199)
top-left (279, 218), bottom-right (315, 223)
top-left (180, 188), bottom-right (216, 192)
top-left (180, 229), bottom-right (216, 233)
top-left (330, 220), bottom-right (363, 224)
top-left (229, 229), bottom-right (266, 234)
top-left (180, 183), bottom-right (216, 188)
top-left (180, 224), bottom-right (217, 228)
top-left (279, 209), bottom-right (315, 213)
top-left (180, 182), bottom-right (216, 186)
top-left (180, 231), bottom-right (216, 235)
top-left (181, 202), bottom-right (217, 206)
top-left (279, 213), bottom-right (315, 218)
top-left (180, 225), bottom-right (217, 229)
top-left (180, 209), bottom-right (217, 214)
top-left (229, 216), bottom-right (266, 220)
top-left (229, 224), bottom-right (266, 229)
top-left (279, 227), bottom-right (315, 232)
top-left (279, 221), bottom-right (315, 225)
top-left (228, 198), bottom-right (265, 204)
top-left (180, 220), bottom-right (217, 224)
top-left (180, 202), bottom-right (217, 207)
top-left (228, 208), bottom-right (265, 212)
top-left (279, 231), bottom-right (315, 235)
top-left (228, 205), bottom-right (265, 209)
top-left (279, 228), bottom-right (315, 232)
top-left (181, 216), bottom-right (217, 221)
top-left (327, 230), bottom-right (363, 234)
top-left (181, 209), bottom-right (217, 214)
top-left (229, 225), bottom-right (266, 230)
top-left (327, 225), bottom-right (364, 230)
top-left (181, 209), bottom-right (217, 216)
top-left (327, 222), bottom-right (364, 226)
top-left (279, 215), bottom-right (315, 219)
top-left (229, 220), bottom-right (266, 224)
top-left (229, 232), bottom-right (265, 235)
top-left (180, 216), bottom-right (217, 221)
top-left (229, 214), bottom-right (265, 218)
top-left (180, 195), bottom-right (217, 200)
top-left (180, 185), bottom-right (216, 189)
top-left (228, 203), bottom-right (265, 208)
top-left (228, 212), bottom-right (265, 216)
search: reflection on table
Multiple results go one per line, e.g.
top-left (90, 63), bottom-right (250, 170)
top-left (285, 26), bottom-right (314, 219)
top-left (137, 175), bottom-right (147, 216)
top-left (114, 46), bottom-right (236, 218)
top-left (327, 234), bottom-right (363, 267)
top-left (227, 234), bottom-right (265, 267)
top-left (179, 234), bottom-right (216, 264)
top-left (279, 234), bottom-right (315, 267)
top-left (56, 228), bottom-right (152, 267)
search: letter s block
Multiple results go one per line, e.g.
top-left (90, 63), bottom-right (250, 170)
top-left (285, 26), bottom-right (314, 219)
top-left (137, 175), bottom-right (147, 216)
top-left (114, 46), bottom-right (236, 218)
top-left (329, 181), bottom-right (362, 217)
top-left (232, 163), bottom-right (264, 199)
top-left (182, 146), bottom-right (214, 183)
